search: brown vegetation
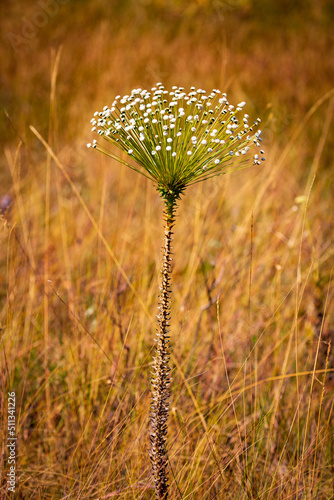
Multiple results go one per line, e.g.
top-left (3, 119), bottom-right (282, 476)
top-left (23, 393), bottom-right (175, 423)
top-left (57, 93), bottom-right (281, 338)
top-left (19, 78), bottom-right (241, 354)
top-left (1, 1), bottom-right (334, 498)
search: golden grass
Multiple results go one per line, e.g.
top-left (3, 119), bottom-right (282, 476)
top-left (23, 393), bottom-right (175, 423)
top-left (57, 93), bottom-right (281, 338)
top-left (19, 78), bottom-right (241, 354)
top-left (1, 1), bottom-right (334, 498)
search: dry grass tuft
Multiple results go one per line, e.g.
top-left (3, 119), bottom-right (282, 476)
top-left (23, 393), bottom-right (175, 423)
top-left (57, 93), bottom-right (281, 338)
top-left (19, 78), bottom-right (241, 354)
top-left (1, 1), bottom-right (333, 498)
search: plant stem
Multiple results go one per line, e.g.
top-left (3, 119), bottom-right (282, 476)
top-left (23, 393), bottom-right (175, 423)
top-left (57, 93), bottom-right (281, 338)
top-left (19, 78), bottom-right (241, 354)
top-left (150, 196), bottom-right (176, 500)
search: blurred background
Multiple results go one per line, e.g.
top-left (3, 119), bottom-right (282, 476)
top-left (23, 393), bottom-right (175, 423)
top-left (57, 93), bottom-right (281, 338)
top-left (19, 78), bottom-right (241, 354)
top-left (2, 0), bottom-right (334, 157)
top-left (1, 1), bottom-right (334, 498)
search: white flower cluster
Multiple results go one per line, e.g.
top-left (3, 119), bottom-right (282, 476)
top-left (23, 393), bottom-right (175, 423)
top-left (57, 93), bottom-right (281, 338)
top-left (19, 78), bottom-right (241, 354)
top-left (88, 83), bottom-right (264, 193)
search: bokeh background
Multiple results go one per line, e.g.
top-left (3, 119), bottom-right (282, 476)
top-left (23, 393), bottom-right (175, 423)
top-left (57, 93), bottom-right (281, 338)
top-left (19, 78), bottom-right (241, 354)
top-left (1, 1), bottom-right (334, 498)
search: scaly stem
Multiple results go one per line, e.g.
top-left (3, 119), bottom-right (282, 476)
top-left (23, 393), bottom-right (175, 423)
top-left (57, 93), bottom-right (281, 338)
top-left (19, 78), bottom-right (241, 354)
top-left (150, 196), bottom-right (176, 500)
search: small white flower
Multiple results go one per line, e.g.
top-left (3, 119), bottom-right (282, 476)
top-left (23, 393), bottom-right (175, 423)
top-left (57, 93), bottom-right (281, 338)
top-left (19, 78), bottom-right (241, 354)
top-left (89, 85), bottom-right (264, 192)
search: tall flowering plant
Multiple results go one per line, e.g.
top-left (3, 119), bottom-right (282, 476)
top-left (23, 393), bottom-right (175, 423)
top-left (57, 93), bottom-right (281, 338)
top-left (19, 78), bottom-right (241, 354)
top-left (88, 83), bottom-right (264, 499)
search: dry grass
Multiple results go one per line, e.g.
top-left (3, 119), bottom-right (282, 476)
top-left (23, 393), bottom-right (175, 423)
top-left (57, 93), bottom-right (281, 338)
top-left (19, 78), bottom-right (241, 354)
top-left (1, 1), bottom-right (334, 498)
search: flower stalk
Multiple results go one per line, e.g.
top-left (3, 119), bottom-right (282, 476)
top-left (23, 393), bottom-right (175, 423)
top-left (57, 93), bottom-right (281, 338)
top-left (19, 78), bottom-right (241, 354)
top-left (150, 196), bottom-right (176, 499)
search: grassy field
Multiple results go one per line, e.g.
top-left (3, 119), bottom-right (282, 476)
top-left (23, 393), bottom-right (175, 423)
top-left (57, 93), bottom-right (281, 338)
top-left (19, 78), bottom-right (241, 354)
top-left (1, 1), bottom-right (334, 498)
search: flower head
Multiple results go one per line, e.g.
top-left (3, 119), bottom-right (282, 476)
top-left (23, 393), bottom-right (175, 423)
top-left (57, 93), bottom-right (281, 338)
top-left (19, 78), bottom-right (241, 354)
top-left (88, 84), bottom-right (265, 200)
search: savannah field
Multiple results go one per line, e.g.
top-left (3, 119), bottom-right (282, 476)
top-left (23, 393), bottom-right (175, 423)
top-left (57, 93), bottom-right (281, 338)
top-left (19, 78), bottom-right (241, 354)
top-left (1, 0), bottom-right (334, 498)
